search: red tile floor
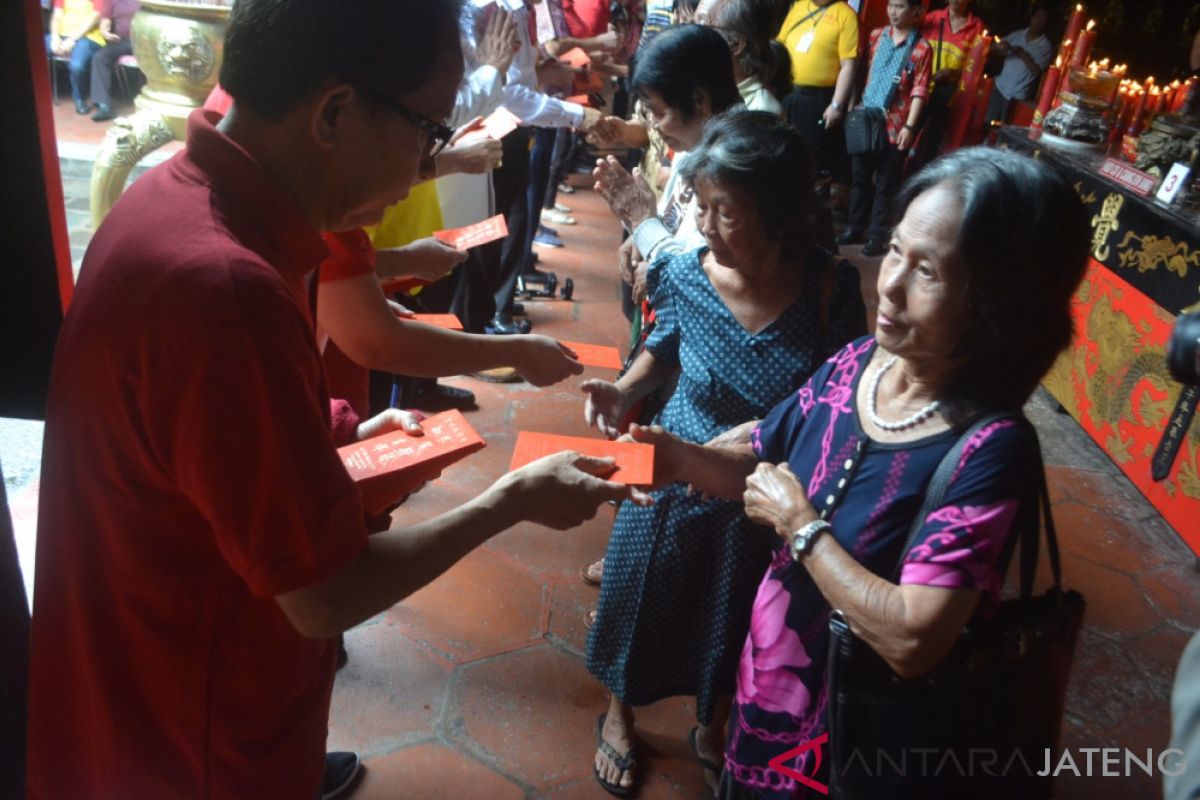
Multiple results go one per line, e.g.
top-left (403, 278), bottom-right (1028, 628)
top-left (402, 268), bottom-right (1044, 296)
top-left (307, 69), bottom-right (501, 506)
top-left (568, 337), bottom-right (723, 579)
top-left (44, 98), bottom-right (1200, 799)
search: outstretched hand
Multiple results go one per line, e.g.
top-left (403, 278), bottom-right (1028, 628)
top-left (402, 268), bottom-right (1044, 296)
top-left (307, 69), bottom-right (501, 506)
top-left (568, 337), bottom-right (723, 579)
top-left (581, 379), bottom-right (632, 439)
top-left (512, 336), bottom-right (585, 387)
top-left (593, 156), bottom-right (656, 229)
top-left (509, 451), bottom-right (653, 529)
top-left (618, 423), bottom-right (688, 489)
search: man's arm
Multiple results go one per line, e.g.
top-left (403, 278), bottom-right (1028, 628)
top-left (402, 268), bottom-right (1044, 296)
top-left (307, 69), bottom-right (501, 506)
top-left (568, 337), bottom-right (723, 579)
top-left (825, 57), bottom-right (858, 128)
top-left (277, 453), bottom-right (646, 637)
top-left (317, 272), bottom-right (583, 385)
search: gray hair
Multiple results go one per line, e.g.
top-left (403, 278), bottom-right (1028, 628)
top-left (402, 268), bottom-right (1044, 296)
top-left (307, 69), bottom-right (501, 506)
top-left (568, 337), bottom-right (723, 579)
top-left (709, 0), bottom-right (777, 82)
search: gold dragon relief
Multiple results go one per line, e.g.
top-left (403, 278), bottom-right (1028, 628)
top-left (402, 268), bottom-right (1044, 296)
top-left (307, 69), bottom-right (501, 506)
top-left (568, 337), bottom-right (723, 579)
top-left (1115, 230), bottom-right (1200, 279)
top-left (1066, 285), bottom-right (1200, 499)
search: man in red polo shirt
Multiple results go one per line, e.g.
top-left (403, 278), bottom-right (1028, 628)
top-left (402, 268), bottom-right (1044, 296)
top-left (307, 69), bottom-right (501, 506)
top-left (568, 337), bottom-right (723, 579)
top-left (26, 1), bottom-right (642, 798)
top-left (912, 0), bottom-right (984, 166)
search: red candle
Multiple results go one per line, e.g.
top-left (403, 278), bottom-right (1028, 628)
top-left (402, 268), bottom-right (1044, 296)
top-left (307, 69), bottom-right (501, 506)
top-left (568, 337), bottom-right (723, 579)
top-left (1063, 4), bottom-right (1086, 49)
top-left (1124, 88), bottom-right (1148, 138)
top-left (1069, 23), bottom-right (1096, 70)
top-left (1108, 89), bottom-right (1128, 147)
top-left (1032, 60), bottom-right (1061, 132)
top-left (1052, 39), bottom-right (1074, 106)
top-left (945, 32), bottom-right (992, 150)
top-left (1174, 79), bottom-right (1195, 112)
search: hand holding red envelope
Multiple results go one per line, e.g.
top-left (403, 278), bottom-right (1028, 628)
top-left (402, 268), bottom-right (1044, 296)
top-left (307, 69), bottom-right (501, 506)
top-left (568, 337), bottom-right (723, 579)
top-left (433, 215), bottom-right (509, 251)
top-left (559, 341), bottom-right (622, 370)
top-left (510, 432), bottom-right (654, 485)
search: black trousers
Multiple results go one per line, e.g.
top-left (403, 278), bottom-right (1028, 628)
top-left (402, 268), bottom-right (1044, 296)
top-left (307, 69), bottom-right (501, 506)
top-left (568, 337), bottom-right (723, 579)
top-left (89, 38), bottom-right (133, 107)
top-left (782, 85), bottom-right (850, 183)
top-left (525, 127), bottom-right (557, 262)
top-left (482, 126), bottom-right (535, 319)
top-left (849, 145), bottom-right (906, 242)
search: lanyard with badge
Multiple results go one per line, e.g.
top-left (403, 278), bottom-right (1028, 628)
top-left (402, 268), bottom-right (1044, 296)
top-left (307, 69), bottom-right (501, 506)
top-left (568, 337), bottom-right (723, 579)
top-left (785, 1), bottom-right (831, 54)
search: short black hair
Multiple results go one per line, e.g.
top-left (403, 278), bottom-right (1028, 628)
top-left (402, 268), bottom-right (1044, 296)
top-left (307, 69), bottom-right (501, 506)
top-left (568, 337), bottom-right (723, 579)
top-left (678, 108), bottom-right (818, 260)
top-left (892, 148), bottom-right (1089, 424)
top-left (630, 24), bottom-right (741, 120)
top-left (221, 0), bottom-right (465, 120)
top-left (710, 0), bottom-right (778, 83)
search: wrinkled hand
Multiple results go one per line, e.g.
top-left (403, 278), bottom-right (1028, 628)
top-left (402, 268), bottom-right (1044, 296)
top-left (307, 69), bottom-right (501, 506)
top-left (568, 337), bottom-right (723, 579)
top-left (704, 420), bottom-right (758, 449)
top-left (743, 462), bottom-right (818, 541)
top-left (581, 379), bottom-right (633, 439)
top-left (593, 156), bottom-right (656, 229)
top-left (594, 30), bottom-right (621, 52)
top-left (476, 7), bottom-right (518, 73)
top-left (586, 115), bottom-right (626, 146)
top-left (631, 261), bottom-right (650, 306)
top-left (438, 134), bottom-right (503, 175)
top-left (619, 423), bottom-right (687, 488)
top-left (356, 407), bottom-right (424, 439)
top-left (377, 237), bottom-right (468, 283)
top-left (512, 336), bottom-right (585, 386)
top-left (580, 106), bottom-right (603, 132)
top-left (508, 452), bottom-right (653, 529)
top-left (823, 103), bottom-right (845, 129)
top-left (616, 237), bottom-right (641, 286)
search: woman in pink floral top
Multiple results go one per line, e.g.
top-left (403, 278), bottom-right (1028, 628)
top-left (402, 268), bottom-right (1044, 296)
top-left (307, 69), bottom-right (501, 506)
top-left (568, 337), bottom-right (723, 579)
top-left (626, 148), bottom-right (1091, 798)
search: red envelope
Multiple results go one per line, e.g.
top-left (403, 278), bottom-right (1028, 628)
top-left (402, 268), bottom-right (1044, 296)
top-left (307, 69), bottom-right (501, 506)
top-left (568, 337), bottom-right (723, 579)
top-left (458, 107), bottom-right (523, 145)
top-left (433, 215), bottom-right (509, 250)
top-left (560, 47), bottom-right (591, 69)
top-left (339, 410), bottom-right (485, 515)
top-left (566, 94), bottom-right (593, 107)
top-left (560, 341), bottom-right (623, 370)
top-left (410, 314), bottom-right (464, 331)
top-left (509, 432), bottom-right (654, 485)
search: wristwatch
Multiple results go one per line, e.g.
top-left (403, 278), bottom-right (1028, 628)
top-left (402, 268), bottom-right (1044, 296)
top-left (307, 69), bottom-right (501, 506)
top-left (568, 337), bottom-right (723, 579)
top-left (830, 99), bottom-right (842, 111)
top-left (788, 519), bottom-right (832, 561)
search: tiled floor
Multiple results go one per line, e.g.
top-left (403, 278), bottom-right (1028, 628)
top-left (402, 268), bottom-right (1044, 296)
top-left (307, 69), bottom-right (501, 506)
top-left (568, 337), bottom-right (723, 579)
top-left (19, 99), bottom-right (1200, 798)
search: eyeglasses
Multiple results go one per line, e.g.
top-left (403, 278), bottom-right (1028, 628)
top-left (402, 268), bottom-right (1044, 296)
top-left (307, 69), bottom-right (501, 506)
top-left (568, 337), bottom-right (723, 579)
top-left (371, 96), bottom-right (455, 158)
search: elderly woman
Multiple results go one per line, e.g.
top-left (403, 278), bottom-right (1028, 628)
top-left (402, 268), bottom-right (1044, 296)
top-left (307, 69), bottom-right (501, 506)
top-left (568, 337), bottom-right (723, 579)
top-left (706, 0), bottom-right (785, 115)
top-left (630, 148), bottom-right (1089, 799)
top-left (594, 24), bottom-right (744, 273)
top-left (583, 109), bottom-right (866, 796)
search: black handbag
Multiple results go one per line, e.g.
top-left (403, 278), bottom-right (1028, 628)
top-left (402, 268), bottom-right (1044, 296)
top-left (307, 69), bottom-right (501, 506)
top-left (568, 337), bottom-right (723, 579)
top-left (826, 413), bottom-right (1086, 800)
top-left (845, 28), bottom-right (918, 157)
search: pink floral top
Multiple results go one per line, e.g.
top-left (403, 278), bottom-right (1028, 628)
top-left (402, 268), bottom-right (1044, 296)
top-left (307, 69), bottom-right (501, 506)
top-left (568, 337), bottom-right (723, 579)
top-left (727, 338), bottom-right (1037, 798)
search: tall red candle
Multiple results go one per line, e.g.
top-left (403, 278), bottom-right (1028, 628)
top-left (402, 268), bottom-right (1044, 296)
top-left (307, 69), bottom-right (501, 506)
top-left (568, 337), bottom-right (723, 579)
top-left (1124, 88), bottom-right (1148, 138)
top-left (1032, 60), bottom-right (1061, 132)
top-left (944, 32), bottom-right (992, 150)
top-left (1069, 24), bottom-right (1096, 70)
top-left (1052, 39), bottom-right (1075, 106)
top-left (1063, 4), bottom-right (1086, 49)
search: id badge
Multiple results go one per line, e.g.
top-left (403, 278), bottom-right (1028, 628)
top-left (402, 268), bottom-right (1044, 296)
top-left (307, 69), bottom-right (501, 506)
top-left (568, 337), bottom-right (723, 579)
top-left (795, 30), bottom-right (814, 53)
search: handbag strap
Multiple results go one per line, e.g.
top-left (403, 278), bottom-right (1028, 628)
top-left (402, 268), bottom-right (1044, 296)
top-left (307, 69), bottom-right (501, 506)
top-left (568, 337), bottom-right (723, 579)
top-left (888, 412), bottom-right (1012, 583)
top-left (890, 412), bottom-right (1062, 598)
top-left (881, 29), bottom-right (920, 111)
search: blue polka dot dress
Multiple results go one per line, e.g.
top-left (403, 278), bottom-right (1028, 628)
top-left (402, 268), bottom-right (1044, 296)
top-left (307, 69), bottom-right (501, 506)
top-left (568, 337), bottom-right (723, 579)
top-left (585, 245), bottom-right (866, 724)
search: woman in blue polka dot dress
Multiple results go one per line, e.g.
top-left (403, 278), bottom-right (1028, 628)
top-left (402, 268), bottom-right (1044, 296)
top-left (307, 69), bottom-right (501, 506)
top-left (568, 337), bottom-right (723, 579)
top-left (581, 109), bottom-right (867, 796)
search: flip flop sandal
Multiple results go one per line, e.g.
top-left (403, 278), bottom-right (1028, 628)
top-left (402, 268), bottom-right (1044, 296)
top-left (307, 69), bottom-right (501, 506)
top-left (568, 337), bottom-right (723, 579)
top-left (594, 712), bottom-right (638, 797)
top-left (689, 726), bottom-right (723, 792)
top-left (579, 558), bottom-right (605, 587)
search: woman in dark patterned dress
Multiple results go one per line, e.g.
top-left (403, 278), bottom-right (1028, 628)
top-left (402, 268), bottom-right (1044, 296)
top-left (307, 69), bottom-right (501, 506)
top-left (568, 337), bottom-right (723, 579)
top-left (630, 148), bottom-right (1091, 799)
top-left (581, 109), bottom-right (866, 796)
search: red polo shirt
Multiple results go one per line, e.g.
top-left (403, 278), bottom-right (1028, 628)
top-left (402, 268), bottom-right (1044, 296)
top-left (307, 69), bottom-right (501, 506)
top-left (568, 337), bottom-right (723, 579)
top-left (27, 110), bottom-right (369, 799)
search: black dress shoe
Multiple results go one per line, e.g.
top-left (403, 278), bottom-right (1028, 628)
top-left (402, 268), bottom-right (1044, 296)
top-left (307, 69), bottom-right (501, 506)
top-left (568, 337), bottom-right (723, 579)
top-left (74, 98), bottom-right (91, 115)
top-left (91, 103), bottom-right (114, 122)
top-left (511, 302), bottom-right (526, 315)
top-left (410, 381), bottom-right (477, 410)
top-left (837, 228), bottom-right (864, 245)
top-left (861, 238), bottom-right (889, 257)
top-left (486, 315), bottom-right (531, 335)
top-left (321, 752), bottom-right (362, 800)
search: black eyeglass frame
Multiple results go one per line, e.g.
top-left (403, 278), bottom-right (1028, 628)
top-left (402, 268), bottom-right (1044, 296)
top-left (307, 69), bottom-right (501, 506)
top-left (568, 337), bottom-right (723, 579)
top-left (370, 96), bottom-right (455, 158)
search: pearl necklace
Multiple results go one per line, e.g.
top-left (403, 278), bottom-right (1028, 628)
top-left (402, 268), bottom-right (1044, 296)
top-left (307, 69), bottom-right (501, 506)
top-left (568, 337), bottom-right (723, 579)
top-left (867, 356), bottom-right (941, 431)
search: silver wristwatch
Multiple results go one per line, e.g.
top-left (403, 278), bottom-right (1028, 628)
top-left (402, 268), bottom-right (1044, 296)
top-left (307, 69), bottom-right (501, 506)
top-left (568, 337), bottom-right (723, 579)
top-left (788, 519), bottom-right (832, 561)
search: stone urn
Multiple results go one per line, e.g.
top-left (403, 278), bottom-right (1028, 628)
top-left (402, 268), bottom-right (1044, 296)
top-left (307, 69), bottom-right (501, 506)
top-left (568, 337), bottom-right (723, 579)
top-left (89, 1), bottom-right (230, 227)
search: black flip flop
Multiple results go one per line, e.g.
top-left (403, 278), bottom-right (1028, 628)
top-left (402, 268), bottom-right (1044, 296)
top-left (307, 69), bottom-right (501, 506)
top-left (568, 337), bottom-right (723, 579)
top-left (689, 726), bottom-right (723, 792)
top-left (594, 712), bottom-right (638, 797)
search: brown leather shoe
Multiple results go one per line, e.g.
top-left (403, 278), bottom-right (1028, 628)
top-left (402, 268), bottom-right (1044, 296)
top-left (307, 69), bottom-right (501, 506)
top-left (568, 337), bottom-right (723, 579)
top-left (470, 366), bottom-right (521, 383)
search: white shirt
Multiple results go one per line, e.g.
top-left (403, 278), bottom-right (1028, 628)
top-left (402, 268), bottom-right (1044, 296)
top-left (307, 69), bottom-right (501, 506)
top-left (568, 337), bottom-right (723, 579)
top-left (994, 28), bottom-right (1053, 101)
top-left (738, 77), bottom-right (783, 116)
top-left (468, 0), bottom-right (584, 128)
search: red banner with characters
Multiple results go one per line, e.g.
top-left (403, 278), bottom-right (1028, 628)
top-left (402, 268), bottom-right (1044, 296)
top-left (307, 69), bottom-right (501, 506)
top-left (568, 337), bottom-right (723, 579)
top-left (1043, 260), bottom-right (1200, 554)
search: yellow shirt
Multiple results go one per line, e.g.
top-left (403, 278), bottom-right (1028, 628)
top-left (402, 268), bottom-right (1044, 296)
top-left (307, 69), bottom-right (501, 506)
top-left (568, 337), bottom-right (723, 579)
top-left (55, 0), bottom-right (107, 47)
top-left (365, 181), bottom-right (444, 296)
top-left (777, 0), bottom-right (859, 88)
